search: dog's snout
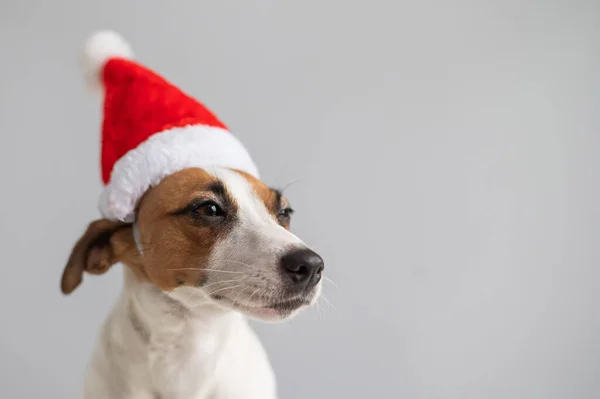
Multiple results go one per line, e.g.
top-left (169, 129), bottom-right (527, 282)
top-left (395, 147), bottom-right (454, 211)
top-left (280, 249), bottom-right (324, 287)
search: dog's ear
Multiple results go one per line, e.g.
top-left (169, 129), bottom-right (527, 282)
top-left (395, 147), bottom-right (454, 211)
top-left (60, 219), bottom-right (137, 295)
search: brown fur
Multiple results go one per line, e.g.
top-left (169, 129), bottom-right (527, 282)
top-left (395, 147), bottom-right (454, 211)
top-left (133, 168), bottom-right (234, 291)
top-left (61, 220), bottom-right (140, 294)
top-left (61, 167), bottom-right (290, 295)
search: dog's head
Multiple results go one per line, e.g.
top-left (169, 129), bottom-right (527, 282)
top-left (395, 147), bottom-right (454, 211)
top-left (63, 32), bottom-right (322, 321)
top-left (61, 167), bottom-right (323, 321)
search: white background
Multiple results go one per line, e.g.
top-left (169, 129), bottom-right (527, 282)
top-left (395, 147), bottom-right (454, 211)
top-left (1, 0), bottom-right (599, 397)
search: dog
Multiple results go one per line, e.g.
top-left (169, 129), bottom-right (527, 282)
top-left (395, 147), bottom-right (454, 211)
top-left (60, 32), bottom-right (324, 399)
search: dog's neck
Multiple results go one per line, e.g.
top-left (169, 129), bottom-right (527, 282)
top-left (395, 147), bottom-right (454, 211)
top-left (96, 268), bottom-right (257, 398)
top-left (120, 267), bottom-right (242, 345)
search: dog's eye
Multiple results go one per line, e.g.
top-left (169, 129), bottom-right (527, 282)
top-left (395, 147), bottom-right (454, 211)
top-left (191, 201), bottom-right (225, 219)
top-left (277, 207), bottom-right (294, 225)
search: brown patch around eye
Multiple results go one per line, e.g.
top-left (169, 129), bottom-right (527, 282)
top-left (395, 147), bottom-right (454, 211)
top-left (134, 168), bottom-right (238, 291)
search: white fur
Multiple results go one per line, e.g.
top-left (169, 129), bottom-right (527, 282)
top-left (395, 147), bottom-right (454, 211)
top-left (84, 269), bottom-right (277, 399)
top-left (99, 125), bottom-right (259, 222)
top-left (83, 31), bottom-right (134, 92)
top-left (205, 169), bottom-right (314, 321)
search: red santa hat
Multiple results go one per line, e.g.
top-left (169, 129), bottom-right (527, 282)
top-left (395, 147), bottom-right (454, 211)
top-left (83, 31), bottom-right (258, 222)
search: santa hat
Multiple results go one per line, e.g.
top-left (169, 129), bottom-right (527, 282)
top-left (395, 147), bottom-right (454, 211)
top-left (82, 31), bottom-right (259, 222)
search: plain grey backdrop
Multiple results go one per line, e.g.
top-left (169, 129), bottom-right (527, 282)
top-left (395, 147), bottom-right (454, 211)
top-left (1, 0), bottom-right (599, 398)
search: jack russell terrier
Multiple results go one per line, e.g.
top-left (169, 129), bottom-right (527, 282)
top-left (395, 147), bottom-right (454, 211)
top-left (60, 31), bottom-right (324, 399)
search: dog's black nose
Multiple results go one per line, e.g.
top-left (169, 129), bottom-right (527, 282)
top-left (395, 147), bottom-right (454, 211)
top-left (280, 249), bottom-right (324, 287)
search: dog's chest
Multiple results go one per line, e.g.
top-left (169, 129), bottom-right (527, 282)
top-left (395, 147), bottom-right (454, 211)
top-left (147, 320), bottom-right (229, 398)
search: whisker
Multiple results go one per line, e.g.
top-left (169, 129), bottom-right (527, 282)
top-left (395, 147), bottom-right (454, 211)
top-left (200, 279), bottom-right (240, 290)
top-left (323, 276), bottom-right (341, 291)
top-left (230, 286), bottom-right (250, 307)
top-left (164, 289), bottom-right (193, 318)
top-left (206, 284), bottom-right (243, 296)
top-left (220, 259), bottom-right (254, 268)
top-left (167, 268), bottom-right (247, 274)
top-left (315, 296), bottom-right (324, 318)
top-left (279, 179), bottom-right (303, 193)
top-left (322, 294), bottom-right (341, 316)
top-left (219, 260), bottom-right (264, 273)
top-left (247, 287), bottom-right (262, 304)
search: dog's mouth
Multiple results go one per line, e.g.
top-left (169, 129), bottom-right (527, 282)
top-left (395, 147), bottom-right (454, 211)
top-left (210, 294), bottom-right (314, 321)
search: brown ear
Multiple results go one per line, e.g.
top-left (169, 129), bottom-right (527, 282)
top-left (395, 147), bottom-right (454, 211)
top-left (60, 219), bottom-right (136, 295)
